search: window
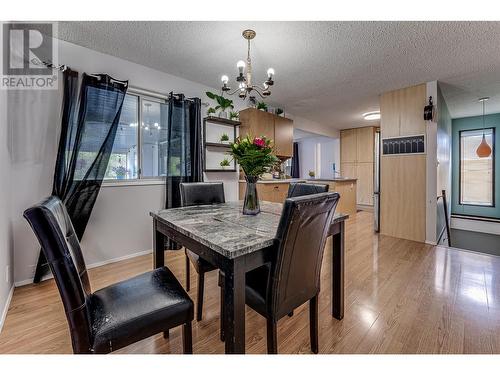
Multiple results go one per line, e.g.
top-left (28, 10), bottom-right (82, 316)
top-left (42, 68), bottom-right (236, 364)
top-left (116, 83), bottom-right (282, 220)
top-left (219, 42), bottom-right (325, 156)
top-left (459, 128), bottom-right (494, 206)
top-left (104, 91), bottom-right (169, 180)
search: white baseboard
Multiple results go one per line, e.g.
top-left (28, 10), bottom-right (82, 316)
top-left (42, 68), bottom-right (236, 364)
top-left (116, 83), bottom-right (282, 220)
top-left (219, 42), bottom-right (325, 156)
top-left (451, 217), bottom-right (500, 236)
top-left (0, 284), bottom-right (15, 334)
top-left (14, 249), bottom-right (153, 287)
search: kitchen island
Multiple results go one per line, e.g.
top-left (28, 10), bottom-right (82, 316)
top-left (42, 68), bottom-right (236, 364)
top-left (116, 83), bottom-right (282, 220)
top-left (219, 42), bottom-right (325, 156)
top-left (238, 177), bottom-right (357, 215)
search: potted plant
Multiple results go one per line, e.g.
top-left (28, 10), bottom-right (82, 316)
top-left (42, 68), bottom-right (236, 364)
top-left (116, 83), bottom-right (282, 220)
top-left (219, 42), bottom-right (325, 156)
top-left (220, 133), bottom-right (230, 144)
top-left (257, 101), bottom-right (268, 112)
top-left (113, 166), bottom-right (128, 180)
top-left (228, 135), bottom-right (279, 215)
top-left (275, 108), bottom-right (284, 117)
top-left (206, 91), bottom-right (234, 119)
top-left (220, 158), bottom-right (231, 170)
top-left (308, 170), bottom-right (316, 179)
top-left (207, 107), bottom-right (216, 117)
top-left (229, 111), bottom-right (239, 121)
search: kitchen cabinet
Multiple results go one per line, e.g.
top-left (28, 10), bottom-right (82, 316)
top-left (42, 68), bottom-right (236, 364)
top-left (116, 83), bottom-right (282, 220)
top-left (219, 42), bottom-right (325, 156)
top-left (340, 126), bottom-right (377, 207)
top-left (239, 181), bottom-right (290, 203)
top-left (239, 108), bottom-right (293, 158)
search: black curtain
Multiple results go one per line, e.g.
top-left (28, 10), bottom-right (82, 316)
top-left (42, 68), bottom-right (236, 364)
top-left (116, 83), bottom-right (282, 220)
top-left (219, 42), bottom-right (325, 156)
top-left (164, 93), bottom-right (203, 250)
top-left (34, 72), bottom-right (128, 282)
top-left (291, 142), bottom-right (300, 178)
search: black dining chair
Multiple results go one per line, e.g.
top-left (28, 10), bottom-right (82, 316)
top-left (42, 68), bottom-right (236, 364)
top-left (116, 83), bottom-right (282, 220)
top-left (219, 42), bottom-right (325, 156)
top-left (180, 182), bottom-right (225, 321)
top-left (23, 196), bottom-right (194, 354)
top-left (220, 192), bottom-right (340, 353)
top-left (287, 182), bottom-right (329, 197)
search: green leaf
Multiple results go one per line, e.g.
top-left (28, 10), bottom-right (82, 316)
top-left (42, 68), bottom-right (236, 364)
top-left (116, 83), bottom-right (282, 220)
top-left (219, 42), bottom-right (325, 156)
top-left (206, 91), bottom-right (217, 100)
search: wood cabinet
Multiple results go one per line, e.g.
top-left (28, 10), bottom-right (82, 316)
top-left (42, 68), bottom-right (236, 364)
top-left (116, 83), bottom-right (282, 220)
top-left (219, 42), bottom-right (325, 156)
top-left (239, 108), bottom-right (293, 158)
top-left (239, 182), bottom-right (289, 203)
top-left (274, 116), bottom-right (294, 157)
top-left (308, 180), bottom-right (357, 216)
top-left (380, 83), bottom-right (427, 243)
top-left (340, 126), bottom-right (377, 207)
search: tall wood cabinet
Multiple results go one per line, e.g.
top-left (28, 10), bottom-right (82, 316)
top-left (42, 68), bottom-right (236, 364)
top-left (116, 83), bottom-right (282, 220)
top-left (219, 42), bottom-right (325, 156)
top-left (340, 126), bottom-right (377, 207)
top-left (239, 108), bottom-right (293, 158)
top-left (380, 83), bottom-right (427, 243)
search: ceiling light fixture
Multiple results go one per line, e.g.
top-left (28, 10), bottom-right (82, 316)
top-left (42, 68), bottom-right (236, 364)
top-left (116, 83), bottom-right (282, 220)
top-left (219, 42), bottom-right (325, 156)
top-left (476, 97), bottom-right (492, 158)
top-left (219, 29), bottom-right (275, 101)
top-left (363, 111), bottom-right (380, 121)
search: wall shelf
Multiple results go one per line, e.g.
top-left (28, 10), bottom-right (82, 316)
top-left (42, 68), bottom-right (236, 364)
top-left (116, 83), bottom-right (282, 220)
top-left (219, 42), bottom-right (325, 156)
top-left (203, 116), bottom-right (240, 173)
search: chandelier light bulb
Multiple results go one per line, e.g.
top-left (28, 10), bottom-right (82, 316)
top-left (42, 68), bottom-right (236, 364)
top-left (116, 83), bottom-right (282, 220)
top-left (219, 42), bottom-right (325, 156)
top-left (221, 75), bottom-right (229, 84)
top-left (267, 68), bottom-right (275, 77)
top-left (237, 60), bottom-right (245, 73)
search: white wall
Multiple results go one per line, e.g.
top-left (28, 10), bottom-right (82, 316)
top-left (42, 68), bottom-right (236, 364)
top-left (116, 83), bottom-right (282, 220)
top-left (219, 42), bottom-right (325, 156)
top-left (0, 86), bottom-right (14, 331)
top-left (296, 136), bottom-right (340, 179)
top-left (10, 39), bottom-right (245, 285)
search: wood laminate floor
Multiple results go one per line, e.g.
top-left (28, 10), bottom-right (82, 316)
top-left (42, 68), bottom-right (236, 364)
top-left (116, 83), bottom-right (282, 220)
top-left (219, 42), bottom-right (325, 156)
top-left (1, 211), bottom-right (500, 354)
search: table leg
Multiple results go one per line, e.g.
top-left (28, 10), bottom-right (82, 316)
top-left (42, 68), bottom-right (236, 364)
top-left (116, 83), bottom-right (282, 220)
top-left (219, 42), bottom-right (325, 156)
top-left (223, 258), bottom-right (246, 354)
top-left (331, 220), bottom-right (345, 319)
top-left (153, 220), bottom-right (165, 269)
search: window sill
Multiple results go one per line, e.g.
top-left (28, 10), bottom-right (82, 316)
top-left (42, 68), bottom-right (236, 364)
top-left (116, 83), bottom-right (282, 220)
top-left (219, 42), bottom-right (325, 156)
top-left (101, 178), bottom-right (165, 188)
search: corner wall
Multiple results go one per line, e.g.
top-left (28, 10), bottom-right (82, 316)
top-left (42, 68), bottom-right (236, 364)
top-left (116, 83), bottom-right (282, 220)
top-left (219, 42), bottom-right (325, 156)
top-left (0, 86), bottom-right (14, 331)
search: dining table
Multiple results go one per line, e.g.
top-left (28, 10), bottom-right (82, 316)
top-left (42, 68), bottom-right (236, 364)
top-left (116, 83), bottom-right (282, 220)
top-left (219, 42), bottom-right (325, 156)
top-left (150, 200), bottom-right (348, 354)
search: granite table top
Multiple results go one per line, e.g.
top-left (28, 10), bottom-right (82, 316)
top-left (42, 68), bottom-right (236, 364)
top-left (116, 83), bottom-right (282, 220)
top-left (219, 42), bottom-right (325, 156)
top-left (151, 201), bottom-right (348, 260)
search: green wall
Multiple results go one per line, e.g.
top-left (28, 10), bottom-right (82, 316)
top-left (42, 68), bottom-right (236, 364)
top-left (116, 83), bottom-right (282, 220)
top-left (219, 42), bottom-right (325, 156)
top-left (452, 113), bottom-right (500, 219)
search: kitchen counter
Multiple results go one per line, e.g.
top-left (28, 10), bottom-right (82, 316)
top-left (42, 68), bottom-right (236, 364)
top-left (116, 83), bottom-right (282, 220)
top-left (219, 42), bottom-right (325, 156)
top-left (238, 178), bottom-right (306, 184)
top-left (306, 178), bottom-right (357, 182)
top-left (238, 177), bottom-right (357, 216)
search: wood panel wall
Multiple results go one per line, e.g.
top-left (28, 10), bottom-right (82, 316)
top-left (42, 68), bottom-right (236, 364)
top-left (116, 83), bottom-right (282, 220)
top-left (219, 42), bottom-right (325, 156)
top-left (380, 83), bottom-right (427, 242)
top-left (340, 126), bottom-right (376, 207)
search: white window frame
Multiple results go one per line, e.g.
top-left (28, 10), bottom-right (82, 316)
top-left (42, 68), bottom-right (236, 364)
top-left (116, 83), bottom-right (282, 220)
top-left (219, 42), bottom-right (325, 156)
top-left (103, 87), bottom-right (169, 187)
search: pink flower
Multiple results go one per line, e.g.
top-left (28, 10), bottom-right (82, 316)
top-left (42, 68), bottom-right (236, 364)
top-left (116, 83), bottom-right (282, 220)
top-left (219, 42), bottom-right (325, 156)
top-left (253, 137), bottom-right (266, 148)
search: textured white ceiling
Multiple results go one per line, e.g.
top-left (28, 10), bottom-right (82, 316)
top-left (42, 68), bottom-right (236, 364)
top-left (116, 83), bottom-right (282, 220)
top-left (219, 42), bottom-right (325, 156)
top-left (57, 21), bottom-right (500, 129)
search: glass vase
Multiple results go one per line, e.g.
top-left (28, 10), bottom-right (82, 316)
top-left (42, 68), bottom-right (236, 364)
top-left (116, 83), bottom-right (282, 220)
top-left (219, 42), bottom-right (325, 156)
top-left (243, 175), bottom-right (260, 215)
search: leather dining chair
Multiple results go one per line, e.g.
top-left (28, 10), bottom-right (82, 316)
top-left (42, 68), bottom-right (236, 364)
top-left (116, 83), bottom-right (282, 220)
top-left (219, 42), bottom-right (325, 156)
top-left (180, 182), bottom-right (225, 321)
top-left (287, 182), bottom-right (329, 197)
top-left (220, 192), bottom-right (340, 353)
top-left (23, 196), bottom-right (194, 354)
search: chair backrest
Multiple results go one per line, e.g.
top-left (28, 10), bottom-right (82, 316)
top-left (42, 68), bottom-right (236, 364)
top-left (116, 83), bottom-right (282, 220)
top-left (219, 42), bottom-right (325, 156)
top-left (179, 182), bottom-right (225, 206)
top-left (287, 182), bottom-right (329, 198)
top-left (270, 192), bottom-right (339, 318)
top-left (23, 196), bottom-right (93, 353)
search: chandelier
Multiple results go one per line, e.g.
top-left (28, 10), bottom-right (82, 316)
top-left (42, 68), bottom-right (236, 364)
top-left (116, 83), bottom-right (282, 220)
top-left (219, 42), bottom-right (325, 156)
top-left (220, 29), bottom-right (275, 100)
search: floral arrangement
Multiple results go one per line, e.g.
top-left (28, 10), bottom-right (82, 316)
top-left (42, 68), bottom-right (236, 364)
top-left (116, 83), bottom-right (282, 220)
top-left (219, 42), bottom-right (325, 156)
top-left (228, 135), bottom-right (279, 177)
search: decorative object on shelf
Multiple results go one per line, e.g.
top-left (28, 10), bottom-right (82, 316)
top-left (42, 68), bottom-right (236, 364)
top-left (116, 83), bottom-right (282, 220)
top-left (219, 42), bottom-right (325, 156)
top-left (220, 133), bottom-right (230, 144)
top-left (423, 96), bottom-right (435, 121)
top-left (309, 170), bottom-right (316, 178)
top-left (228, 135), bottom-right (279, 215)
top-left (476, 97), bottom-right (493, 158)
top-left (275, 108), bottom-right (284, 117)
top-left (220, 158), bottom-right (231, 169)
top-left (206, 91), bottom-right (234, 119)
top-left (207, 107), bottom-right (216, 117)
top-left (229, 111), bottom-right (239, 121)
top-left (219, 29), bottom-right (275, 101)
top-left (257, 101), bottom-right (268, 112)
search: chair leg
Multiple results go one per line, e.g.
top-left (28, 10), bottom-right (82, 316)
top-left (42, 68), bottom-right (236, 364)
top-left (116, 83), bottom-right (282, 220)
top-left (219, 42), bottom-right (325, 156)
top-left (288, 311), bottom-right (294, 317)
top-left (266, 319), bottom-right (278, 354)
top-left (310, 295), bottom-right (319, 354)
top-left (163, 330), bottom-right (169, 339)
top-left (185, 253), bottom-right (190, 291)
top-left (183, 321), bottom-right (193, 354)
top-left (220, 285), bottom-right (225, 341)
top-left (196, 272), bottom-right (205, 321)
